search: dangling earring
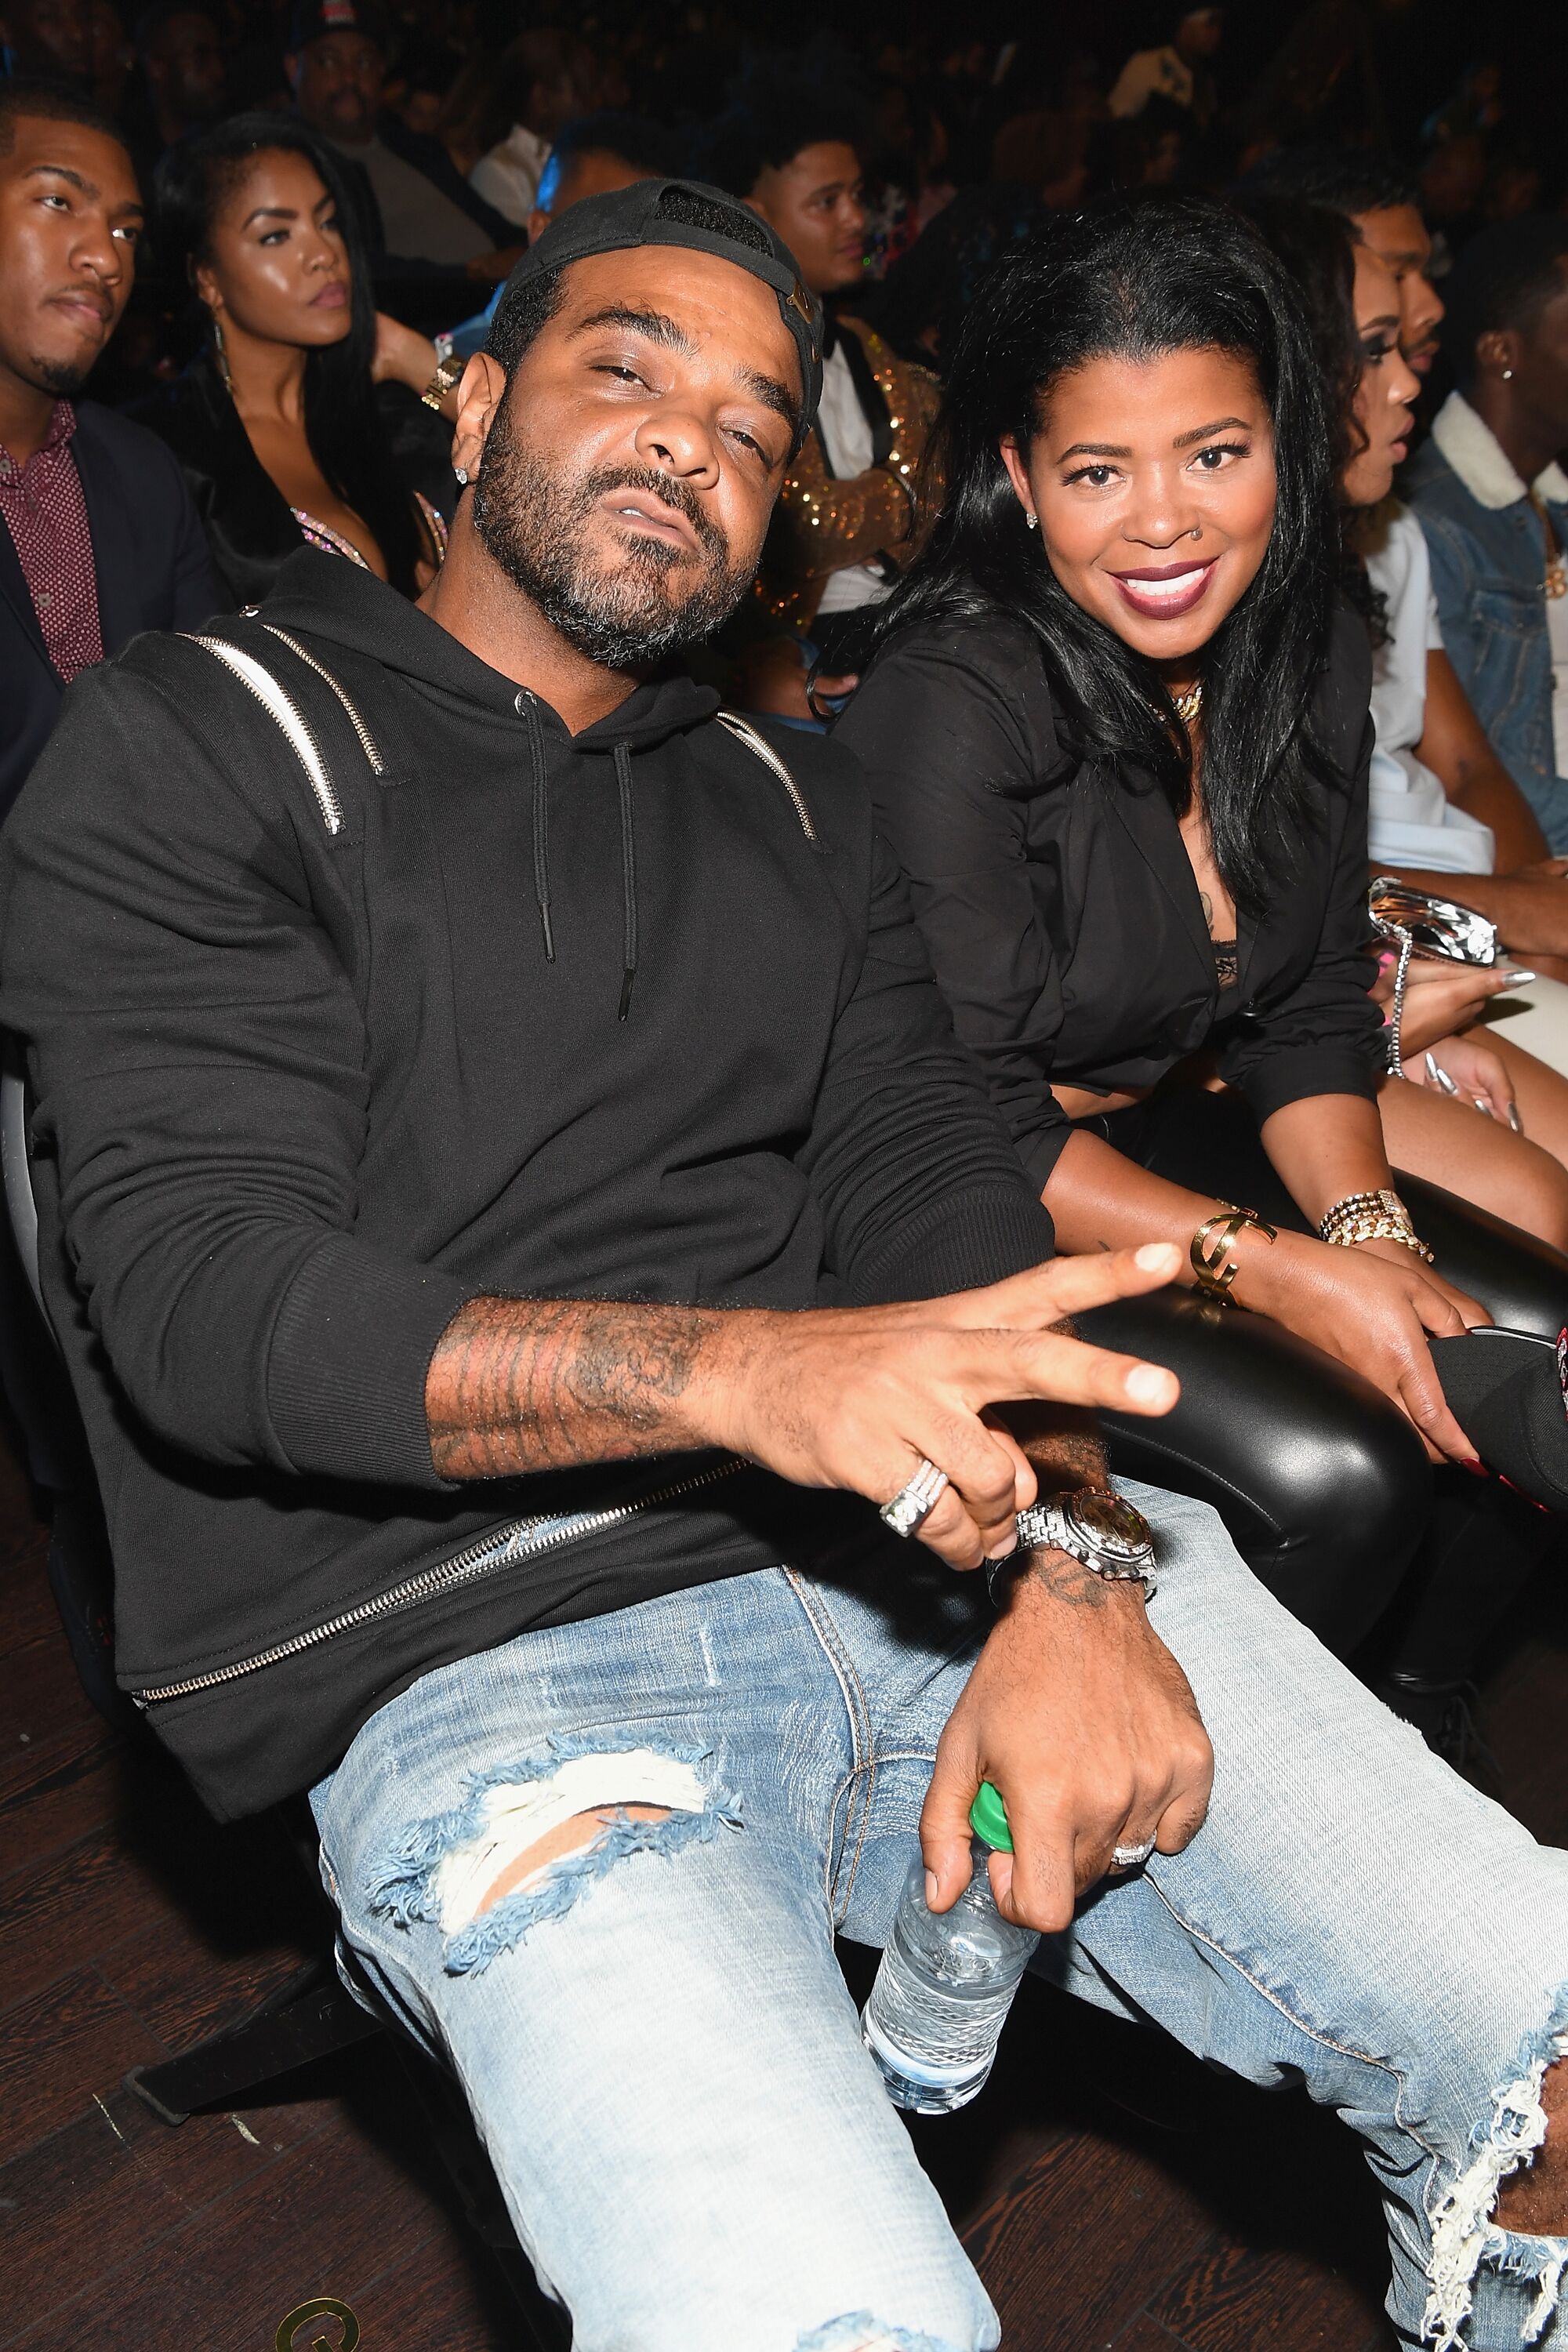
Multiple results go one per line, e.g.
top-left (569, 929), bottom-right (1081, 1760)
top-left (1025, 510), bottom-right (1038, 530)
top-left (453, 464), bottom-right (469, 486)
top-left (212, 313), bottom-right (232, 396)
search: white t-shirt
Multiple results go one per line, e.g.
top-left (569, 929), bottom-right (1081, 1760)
top-left (1364, 504), bottom-right (1494, 876)
top-left (1107, 45), bottom-right (1194, 117)
top-left (470, 125), bottom-right (550, 230)
top-left (812, 342), bottom-right (893, 619)
top-left (1548, 578), bottom-right (1568, 779)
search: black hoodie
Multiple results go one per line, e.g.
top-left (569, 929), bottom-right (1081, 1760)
top-left (0, 551), bottom-right (1054, 1820)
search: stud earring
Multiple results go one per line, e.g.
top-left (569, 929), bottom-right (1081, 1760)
top-left (1503, 367), bottom-right (1514, 380)
top-left (1025, 510), bottom-right (1038, 530)
top-left (453, 464), bottom-right (470, 485)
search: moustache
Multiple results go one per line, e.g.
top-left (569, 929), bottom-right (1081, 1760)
top-left (582, 464), bottom-right (727, 557)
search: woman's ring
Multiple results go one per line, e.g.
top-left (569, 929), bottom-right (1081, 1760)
top-left (1112, 1838), bottom-right (1156, 1871)
top-left (879, 1458), bottom-right (950, 1538)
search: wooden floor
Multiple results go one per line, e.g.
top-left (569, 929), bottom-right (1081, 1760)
top-left (5, 1416), bottom-right (1566, 2352)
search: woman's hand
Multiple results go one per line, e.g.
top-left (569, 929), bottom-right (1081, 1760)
top-left (1401, 1033), bottom-right (1521, 1127)
top-left (372, 311), bottom-right (440, 395)
top-left (1232, 1226), bottom-right (1490, 1464)
top-left (1370, 953), bottom-right (1529, 1058)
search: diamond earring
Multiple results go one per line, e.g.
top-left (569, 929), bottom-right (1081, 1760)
top-left (1025, 510), bottom-right (1038, 530)
top-left (1502, 368), bottom-right (1514, 381)
top-left (454, 464), bottom-right (470, 485)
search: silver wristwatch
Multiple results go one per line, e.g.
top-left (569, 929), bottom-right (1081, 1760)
top-left (986, 1486), bottom-right (1158, 1606)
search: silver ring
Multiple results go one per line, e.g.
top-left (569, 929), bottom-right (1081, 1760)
top-left (879, 1457), bottom-right (949, 1539)
top-left (1111, 1838), bottom-right (1156, 1871)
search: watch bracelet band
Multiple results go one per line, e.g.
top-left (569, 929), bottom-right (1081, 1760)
top-left (986, 1498), bottom-right (1158, 1606)
top-left (421, 352), bottom-right (464, 411)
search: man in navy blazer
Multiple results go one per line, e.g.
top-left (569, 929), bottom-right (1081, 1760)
top-left (0, 78), bottom-right (219, 826)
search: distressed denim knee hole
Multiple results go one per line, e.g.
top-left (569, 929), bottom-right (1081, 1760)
top-left (1425, 1987), bottom-right (1568, 2350)
top-left (361, 1732), bottom-right (742, 1975)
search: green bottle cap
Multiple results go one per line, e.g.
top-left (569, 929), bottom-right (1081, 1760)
top-left (968, 1780), bottom-right (1013, 1852)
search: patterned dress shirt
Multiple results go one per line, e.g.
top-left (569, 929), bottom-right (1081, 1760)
top-left (0, 401), bottom-right (103, 684)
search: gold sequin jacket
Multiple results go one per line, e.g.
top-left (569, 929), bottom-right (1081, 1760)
top-left (757, 316), bottom-right (942, 632)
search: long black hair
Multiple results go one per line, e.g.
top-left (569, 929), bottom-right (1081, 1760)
top-left (153, 114), bottom-right (425, 595)
top-left (877, 191), bottom-right (1341, 912)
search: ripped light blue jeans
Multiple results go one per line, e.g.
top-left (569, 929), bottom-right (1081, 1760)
top-left (310, 1484), bottom-right (1568, 2352)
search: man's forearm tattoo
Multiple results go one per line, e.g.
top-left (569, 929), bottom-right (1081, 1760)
top-left (426, 1295), bottom-right (715, 1479)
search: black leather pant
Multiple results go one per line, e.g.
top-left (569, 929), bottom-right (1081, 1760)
top-left (1073, 1089), bottom-right (1568, 1667)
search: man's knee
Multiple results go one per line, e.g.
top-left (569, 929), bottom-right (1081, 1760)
top-left (1496, 2054), bottom-right (1568, 2237)
top-left (361, 1738), bottom-right (743, 1974)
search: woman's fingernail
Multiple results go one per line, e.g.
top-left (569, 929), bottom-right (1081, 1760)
top-left (1433, 1063), bottom-right (1460, 1095)
top-left (1134, 1242), bottom-right (1178, 1271)
top-left (1460, 1457), bottom-right (1488, 1477)
top-left (1424, 1051), bottom-right (1440, 1083)
top-left (1501, 970), bottom-right (1538, 988)
top-left (1473, 1095), bottom-right (1494, 1116)
top-left (1508, 1104), bottom-right (1523, 1133)
top-left (1125, 1364), bottom-right (1171, 1403)
top-left (924, 1869), bottom-right (939, 1907)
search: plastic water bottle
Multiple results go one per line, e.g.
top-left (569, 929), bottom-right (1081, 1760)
top-left (861, 1781), bottom-right (1040, 2114)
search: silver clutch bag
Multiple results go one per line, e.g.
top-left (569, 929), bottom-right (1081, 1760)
top-left (1368, 878), bottom-right (1499, 1076)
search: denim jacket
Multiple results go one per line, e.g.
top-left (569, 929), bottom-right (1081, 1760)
top-left (1403, 392), bottom-right (1568, 851)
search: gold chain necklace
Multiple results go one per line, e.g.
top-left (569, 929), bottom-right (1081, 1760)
top-left (1172, 681), bottom-right (1203, 726)
top-left (1530, 492), bottom-right (1566, 601)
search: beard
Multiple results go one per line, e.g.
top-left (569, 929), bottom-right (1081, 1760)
top-left (471, 400), bottom-right (755, 670)
top-left (32, 355), bottom-right (89, 398)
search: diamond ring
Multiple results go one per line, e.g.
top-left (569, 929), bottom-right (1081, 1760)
top-left (879, 1457), bottom-right (950, 1539)
top-left (1111, 1838), bottom-right (1156, 1871)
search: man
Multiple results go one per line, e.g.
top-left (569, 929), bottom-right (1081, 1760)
top-left (1405, 217), bottom-right (1568, 853)
top-left (445, 111), bottom-right (680, 364)
top-left (1108, 6), bottom-right (1223, 132)
top-left (5, 180), bottom-right (1568, 2350)
top-left (125, 0), bottom-right (226, 178)
top-left (1258, 146), bottom-right (1445, 373)
top-left (0, 78), bottom-right (217, 822)
top-left (466, 26), bottom-right (591, 229)
top-left (285, 0), bottom-right (513, 274)
top-left (709, 89), bottom-right (940, 710)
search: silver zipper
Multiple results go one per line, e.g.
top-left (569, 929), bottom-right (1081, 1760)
top-left (132, 1456), bottom-right (746, 1704)
top-left (715, 710), bottom-right (819, 843)
top-left (255, 622), bottom-right (386, 775)
top-left (187, 633), bottom-right (344, 835)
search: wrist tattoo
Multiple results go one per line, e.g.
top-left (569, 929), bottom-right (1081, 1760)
top-left (427, 1295), bottom-right (713, 1480)
top-left (1022, 1545), bottom-right (1115, 1610)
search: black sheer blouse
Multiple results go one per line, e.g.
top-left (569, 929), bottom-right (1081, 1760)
top-left (833, 605), bottom-right (1384, 1192)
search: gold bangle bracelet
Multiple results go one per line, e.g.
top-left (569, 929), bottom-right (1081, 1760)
top-left (1190, 1202), bottom-right (1277, 1299)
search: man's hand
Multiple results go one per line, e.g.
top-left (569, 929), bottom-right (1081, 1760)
top-left (920, 1559), bottom-right (1214, 1935)
top-left (427, 1244), bottom-right (1184, 1567)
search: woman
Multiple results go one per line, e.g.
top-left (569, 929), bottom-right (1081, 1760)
top-left (837, 193), bottom-right (1568, 1740)
top-left (134, 116), bottom-right (459, 608)
top-left (1243, 191), bottom-right (1568, 1225)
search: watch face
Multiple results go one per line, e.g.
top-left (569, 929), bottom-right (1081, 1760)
top-left (1065, 1490), bottom-right (1153, 1561)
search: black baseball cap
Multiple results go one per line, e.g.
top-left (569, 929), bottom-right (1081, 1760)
top-left (497, 176), bottom-right (823, 453)
top-left (289, 0), bottom-right (388, 53)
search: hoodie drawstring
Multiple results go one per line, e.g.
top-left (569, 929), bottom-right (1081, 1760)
top-left (521, 690), bottom-right (555, 963)
top-left (521, 691), bottom-right (639, 1020)
top-left (615, 741), bottom-right (638, 1022)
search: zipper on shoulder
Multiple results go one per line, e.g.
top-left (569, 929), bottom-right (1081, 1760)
top-left (715, 710), bottom-right (820, 844)
top-left (130, 1455), bottom-right (746, 1706)
top-left (252, 619), bottom-right (385, 775)
top-left (187, 633), bottom-right (344, 836)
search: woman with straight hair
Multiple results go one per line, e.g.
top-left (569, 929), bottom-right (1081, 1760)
top-left (836, 192), bottom-right (1568, 1748)
top-left (134, 114), bottom-right (459, 606)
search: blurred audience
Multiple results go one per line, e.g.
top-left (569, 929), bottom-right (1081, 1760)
top-left (1404, 218), bottom-right (1568, 854)
top-left (285, 0), bottom-right (510, 274)
top-left (132, 114), bottom-right (453, 603)
top-left (460, 27), bottom-right (590, 227)
top-left (1107, 5), bottom-right (1222, 132)
top-left (122, 0), bottom-right (223, 180)
top-left (0, 78), bottom-right (215, 821)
